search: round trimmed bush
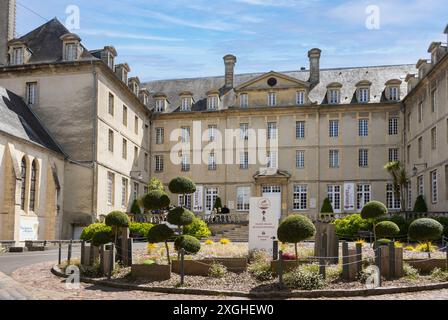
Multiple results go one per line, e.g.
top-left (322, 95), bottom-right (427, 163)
top-left (142, 190), bottom-right (170, 210)
top-left (320, 198), bottom-right (334, 214)
top-left (130, 199), bottom-right (141, 215)
top-left (167, 207), bottom-right (195, 227)
top-left (413, 195), bottom-right (428, 213)
top-left (80, 223), bottom-right (108, 242)
top-left (375, 221), bottom-right (400, 238)
top-left (168, 177), bottom-right (196, 195)
top-left (374, 238), bottom-right (392, 249)
top-left (174, 235), bottom-right (201, 254)
top-left (408, 218), bottom-right (443, 242)
top-left (147, 224), bottom-right (174, 243)
top-left (105, 211), bottom-right (129, 228)
top-left (277, 215), bottom-right (316, 243)
top-left (360, 201), bottom-right (387, 220)
top-left (91, 227), bottom-right (113, 247)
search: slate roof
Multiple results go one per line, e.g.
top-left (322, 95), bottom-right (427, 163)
top-left (0, 86), bottom-right (64, 154)
top-left (143, 64), bottom-right (417, 113)
top-left (14, 18), bottom-right (96, 64)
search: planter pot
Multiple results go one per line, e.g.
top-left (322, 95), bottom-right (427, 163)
top-left (271, 259), bottom-right (316, 275)
top-left (131, 264), bottom-right (171, 281)
top-left (172, 258), bottom-right (247, 276)
top-left (405, 259), bottom-right (448, 273)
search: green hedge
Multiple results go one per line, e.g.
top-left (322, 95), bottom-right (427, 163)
top-left (80, 223), bottom-right (110, 242)
top-left (129, 222), bottom-right (154, 238)
top-left (183, 217), bottom-right (211, 239)
top-left (332, 214), bottom-right (373, 238)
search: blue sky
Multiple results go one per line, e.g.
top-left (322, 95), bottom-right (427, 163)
top-left (16, 0), bottom-right (448, 81)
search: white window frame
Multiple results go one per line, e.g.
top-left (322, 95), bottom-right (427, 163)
top-left (133, 182), bottom-right (139, 201)
top-left (236, 187), bottom-right (250, 211)
top-left (240, 151), bottom-right (249, 170)
top-left (155, 155), bottom-right (164, 172)
top-left (359, 119), bottom-right (369, 137)
top-left (181, 153), bottom-right (190, 172)
top-left (208, 125), bottom-right (217, 142)
top-left (293, 185), bottom-right (308, 210)
top-left (11, 47), bottom-right (24, 65)
top-left (268, 92), bottom-right (277, 107)
top-left (389, 118), bottom-right (398, 135)
top-left (267, 122), bottom-right (277, 140)
top-left (386, 183), bottom-right (401, 210)
top-left (155, 99), bottom-right (165, 112)
top-left (431, 127), bottom-right (437, 150)
top-left (240, 93), bottom-right (248, 108)
top-left (388, 148), bottom-right (398, 162)
top-left (417, 175), bottom-right (424, 197)
top-left (296, 91), bottom-right (305, 105)
top-left (108, 129), bottom-right (114, 152)
top-left (178, 194), bottom-right (192, 210)
top-left (327, 185), bottom-right (341, 213)
top-left (389, 86), bottom-right (399, 101)
top-left (26, 82), bottom-right (37, 105)
top-left (207, 95), bottom-right (218, 110)
top-left (240, 123), bottom-right (249, 140)
top-left (359, 149), bottom-right (369, 167)
top-left (329, 120), bottom-right (339, 137)
top-left (121, 178), bottom-right (128, 208)
top-left (181, 127), bottom-right (190, 143)
top-left (64, 43), bottom-right (78, 61)
top-left (181, 97), bottom-right (192, 111)
top-left (208, 152), bottom-right (217, 171)
top-left (107, 172), bottom-right (115, 205)
top-left (431, 170), bottom-right (438, 204)
top-left (356, 184), bottom-right (371, 210)
top-left (359, 87), bottom-right (370, 103)
top-left (329, 149), bottom-right (339, 168)
top-left (266, 151), bottom-right (278, 169)
top-left (155, 127), bottom-right (164, 144)
top-left (296, 150), bottom-right (305, 169)
top-left (328, 89), bottom-right (340, 104)
top-left (205, 187), bottom-right (219, 213)
top-left (296, 121), bottom-right (305, 139)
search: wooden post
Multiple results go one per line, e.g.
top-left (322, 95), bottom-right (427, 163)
top-left (278, 250), bottom-right (284, 286)
top-left (180, 249), bottom-right (185, 286)
top-left (128, 238), bottom-right (134, 266)
top-left (375, 246), bottom-right (382, 287)
top-left (389, 242), bottom-right (395, 279)
top-left (99, 245), bottom-right (105, 273)
top-left (319, 233), bottom-right (327, 280)
top-left (89, 243), bottom-right (94, 266)
top-left (273, 240), bottom-right (278, 260)
top-left (67, 240), bottom-right (72, 265)
top-left (108, 243), bottom-right (115, 280)
top-left (81, 241), bottom-right (86, 265)
top-left (58, 241), bottom-right (62, 265)
top-left (342, 241), bottom-right (349, 280)
top-left (355, 243), bottom-right (362, 276)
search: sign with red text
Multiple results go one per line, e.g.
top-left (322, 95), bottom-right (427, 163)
top-left (249, 196), bottom-right (280, 254)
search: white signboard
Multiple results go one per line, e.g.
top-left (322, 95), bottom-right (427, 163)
top-left (249, 196), bottom-right (280, 255)
top-left (192, 185), bottom-right (203, 213)
top-left (19, 216), bottom-right (39, 241)
top-left (344, 183), bottom-right (355, 211)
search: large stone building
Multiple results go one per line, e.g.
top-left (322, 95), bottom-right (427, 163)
top-left (0, 0), bottom-right (446, 241)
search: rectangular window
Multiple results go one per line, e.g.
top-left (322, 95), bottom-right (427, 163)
top-left (108, 129), bottom-right (114, 152)
top-left (329, 90), bottom-right (340, 104)
top-left (107, 172), bottom-right (115, 205)
top-left (418, 137), bottom-right (423, 158)
top-left (108, 93), bottom-right (114, 116)
top-left (327, 185), bottom-right (341, 212)
top-left (155, 99), bottom-right (165, 112)
top-left (389, 118), bottom-right (398, 135)
top-left (207, 96), bottom-right (218, 110)
top-left (293, 185), bottom-right (308, 210)
top-left (329, 120), bottom-right (339, 137)
top-left (240, 151), bottom-right (249, 170)
top-left (431, 170), bottom-right (438, 204)
top-left (133, 182), bottom-right (139, 201)
top-left (208, 125), bottom-right (217, 142)
top-left (155, 155), bottom-right (164, 172)
top-left (417, 175), bottom-right (424, 196)
top-left (181, 97), bottom-right (191, 111)
top-left (407, 182), bottom-right (413, 210)
top-left (431, 127), bottom-right (437, 150)
top-left (296, 121), bottom-right (305, 139)
top-left (237, 187), bottom-right (250, 211)
top-left (296, 150), bottom-right (305, 169)
top-left (329, 149), bottom-right (339, 168)
top-left (26, 82), bottom-right (37, 105)
top-left (407, 144), bottom-right (411, 164)
top-left (123, 106), bottom-right (128, 126)
top-left (407, 112), bottom-right (411, 132)
top-left (268, 92), bottom-right (277, 106)
top-left (356, 184), bottom-right (371, 210)
top-left (431, 88), bottom-right (437, 113)
top-left (296, 91), bottom-right (305, 105)
top-left (418, 101), bottom-right (423, 123)
top-left (358, 119), bottom-right (369, 137)
top-left (181, 153), bottom-right (190, 172)
top-left (267, 122), bottom-right (277, 140)
top-left (240, 123), bottom-right (249, 140)
top-left (359, 149), bottom-right (368, 167)
top-left (205, 187), bottom-right (219, 212)
top-left (11, 47), bottom-right (24, 65)
top-left (135, 116), bottom-right (139, 135)
top-left (388, 148), bottom-right (398, 162)
top-left (121, 178), bottom-right (128, 208)
top-left (240, 94), bottom-right (248, 108)
top-left (65, 43), bottom-right (77, 60)
top-left (208, 152), bottom-right (217, 171)
top-left (181, 127), bottom-right (190, 143)
top-left (155, 128), bottom-right (164, 144)
top-left (359, 88), bottom-right (370, 103)
top-left (389, 86), bottom-right (399, 101)
top-left (122, 139), bottom-right (127, 159)
top-left (387, 184), bottom-right (401, 210)
top-left (134, 147), bottom-right (138, 167)
top-left (266, 151), bottom-right (278, 169)
top-left (144, 153), bottom-right (148, 172)
top-left (178, 194), bottom-right (192, 210)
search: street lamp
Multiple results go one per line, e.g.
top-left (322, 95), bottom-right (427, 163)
top-left (412, 163), bottom-right (427, 176)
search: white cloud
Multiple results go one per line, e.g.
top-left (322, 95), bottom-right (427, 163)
top-left (78, 29), bottom-right (183, 41)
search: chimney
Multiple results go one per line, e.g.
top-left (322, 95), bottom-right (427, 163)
top-left (416, 59), bottom-right (430, 81)
top-left (0, 0), bottom-right (16, 66)
top-left (223, 54), bottom-right (237, 89)
top-left (308, 48), bottom-right (321, 86)
top-left (444, 24), bottom-right (448, 46)
top-left (427, 42), bottom-right (446, 65)
top-left (405, 74), bottom-right (417, 93)
top-left (115, 63), bottom-right (130, 84)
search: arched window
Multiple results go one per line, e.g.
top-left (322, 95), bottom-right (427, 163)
top-left (20, 157), bottom-right (27, 210)
top-left (29, 160), bottom-right (37, 211)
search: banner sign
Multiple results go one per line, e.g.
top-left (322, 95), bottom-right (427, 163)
top-left (19, 216), bottom-right (39, 241)
top-left (344, 183), bottom-right (355, 211)
top-left (249, 196), bottom-right (280, 255)
top-left (192, 185), bottom-right (203, 213)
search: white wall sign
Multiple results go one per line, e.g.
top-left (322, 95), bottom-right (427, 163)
top-left (19, 216), bottom-right (39, 241)
top-left (192, 185), bottom-right (203, 212)
top-left (249, 196), bottom-right (280, 255)
top-left (344, 183), bottom-right (355, 211)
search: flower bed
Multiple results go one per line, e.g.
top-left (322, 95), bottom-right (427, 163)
top-left (171, 258), bottom-right (247, 276)
top-left (131, 263), bottom-right (171, 281)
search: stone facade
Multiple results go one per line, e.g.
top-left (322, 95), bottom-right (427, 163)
top-left (0, 0), bottom-right (16, 66)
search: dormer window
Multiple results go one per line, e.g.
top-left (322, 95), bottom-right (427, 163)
top-left (296, 91), bottom-right (305, 105)
top-left (181, 97), bottom-right (191, 111)
top-left (107, 52), bottom-right (115, 69)
top-left (268, 92), bottom-right (277, 107)
top-left (207, 95), bottom-right (218, 110)
top-left (240, 93), bottom-right (248, 108)
top-left (11, 47), bottom-right (23, 65)
top-left (64, 43), bottom-right (78, 61)
top-left (385, 79), bottom-right (402, 102)
top-left (359, 88), bottom-right (370, 103)
top-left (60, 33), bottom-right (82, 62)
top-left (329, 89), bottom-right (340, 104)
top-left (155, 98), bottom-right (166, 112)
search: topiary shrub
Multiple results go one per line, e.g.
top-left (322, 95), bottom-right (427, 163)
top-left (80, 223), bottom-right (108, 242)
top-left (142, 190), bottom-right (170, 211)
top-left (214, 197), bottom-right (223, 212)
top-left (147, 224), bottom-right (175, 264)
top-left (413, 195), bottom-right (428, 213)
top-left (167, 207), bottom-right (195, 229)
top-left (168, 177), bottom-right (196, 195)
top-left (332, 214), bottom-right (373, 238)
top-left (360, 201), bottom-right (388, 242)
top-left (183, 217), bottom-right (211, 239)
top-left (320, 198), bottom-right (334, 214)
top-left (283, 266), bottom-right (325, 290)
top-left (174, 235), bottom-right (201, 254)
top-left (434, 216), bottom-right (448, 238)
top-left (277, 215), bottom-right (316, 263)
top-left (130, 199), bottom-right (141, 215)
top-left (129, 222), bottom-right (154, 238)
top-left (375, 221), bottom-right (400, 238)
top-left (373, 238), bottom-right (392, 249)
top-left (91, 227), bottom-right (113, 247)
top-left (105, 211), bottom-right (130, 228)
top-left (377, 215), bottom-right (410, 237)
top-left (408, 218), bottom-right (443, 258)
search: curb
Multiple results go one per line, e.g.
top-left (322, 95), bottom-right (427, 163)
top-left (51, 265), bottom-right (448, 299)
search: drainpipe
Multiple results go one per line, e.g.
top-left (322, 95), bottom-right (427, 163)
top-left (316, 107), bottom-right (321, 218)
top-left (91, 65), bottom-right (98, 223)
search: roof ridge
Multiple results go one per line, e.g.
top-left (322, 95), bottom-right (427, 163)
top-left (18, 17), bottom-right (68, 41)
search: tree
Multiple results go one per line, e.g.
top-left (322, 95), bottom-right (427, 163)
top-left (168, 177), bottom-right (196, 207)
top-left (375, 221), bottom-right (400, 239)
top-left (277, 215), bottom-right (316, 263)
top-left (167, 207), bottom-right (195, 232)
top-left (360, 201), bottom-right (388, 242)
top-left (142, 190), bottom-right (170, 211)
top-left (91, 228), bottom-right (113, 247)
top-left (384, 161), bottom-right (408, 211)
top-left (214, 197), bottom-right (223, 213)
top-left (174, 235), bottom-right (201, 255)
top-left (320, 198), bottom-right (334, 214)
top-left (148, 177), bottom-right (165, 192)
top-left (408, 218), bottom-right (443, 258)
top-left (413, 195), bottom-right (428, 213)
top-left (130, 199), bottom-right (141, 215)
top-left (105, 211), bottom-right (130, 246)
top-left (147, 224), bottom-right (175, 264)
